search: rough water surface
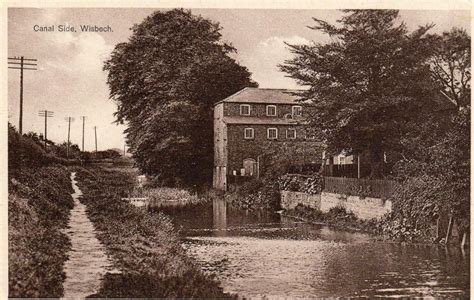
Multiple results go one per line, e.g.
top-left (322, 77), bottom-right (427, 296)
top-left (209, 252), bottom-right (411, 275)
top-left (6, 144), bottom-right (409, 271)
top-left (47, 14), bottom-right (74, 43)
top-left (62, 172), bottom-right (117, 298)
top-left (173, 198), bottom-right (470, 298)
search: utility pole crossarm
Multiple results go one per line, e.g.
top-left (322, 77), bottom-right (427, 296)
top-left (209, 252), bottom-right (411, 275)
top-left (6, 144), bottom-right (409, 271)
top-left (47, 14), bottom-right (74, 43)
top-left (38, 110), bottom-right (54, 151)
top-left (8, 62), bottom-right (38, 66)
top-left (8, 57), bottom-right (38, 61)
top-left (8, 67), bottom-right (38, 70)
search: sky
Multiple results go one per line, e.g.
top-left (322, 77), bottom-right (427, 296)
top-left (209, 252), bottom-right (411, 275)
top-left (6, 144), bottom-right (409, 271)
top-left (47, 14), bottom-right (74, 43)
top-left (7, 7), bottom-right (471, 151)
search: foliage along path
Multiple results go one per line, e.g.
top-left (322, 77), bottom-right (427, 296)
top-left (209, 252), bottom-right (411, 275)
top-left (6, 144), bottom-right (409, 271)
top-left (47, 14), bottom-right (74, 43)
top-left (62, 172), bottom-right (118, 297)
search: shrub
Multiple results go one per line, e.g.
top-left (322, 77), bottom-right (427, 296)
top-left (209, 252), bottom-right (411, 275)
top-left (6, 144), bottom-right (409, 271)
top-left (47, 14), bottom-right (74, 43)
top-left (8, 123), bottom-right (56, 170)
top-left (8, 165), bottom-right (73, 297)
top-left (132, 187), bottom-right (201, 208)
top-left (278, 174), bottom-right (323, 195)
top-left (290, 204), bottom-right (371, 233)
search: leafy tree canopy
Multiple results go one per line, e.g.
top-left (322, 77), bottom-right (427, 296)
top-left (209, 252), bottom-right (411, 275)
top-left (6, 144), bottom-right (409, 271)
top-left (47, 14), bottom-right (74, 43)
top-left (104, 9), bottom-right (257, 186)
top-left (280, 10), bottom-right (437, 178)
top-left (429, 28), bottom-right (471, 108)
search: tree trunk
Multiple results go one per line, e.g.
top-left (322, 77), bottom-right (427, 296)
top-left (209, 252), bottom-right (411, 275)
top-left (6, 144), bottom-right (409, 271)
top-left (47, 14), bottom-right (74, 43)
top-left (368, 141), bottom-right (384, 179)
top-left (436, 216), bottom-right (441, 240)
top-left (445, 215), bottom-right (454, 244)
top-left (328, 155), bottom-right (334, 177)
top-left (320, 152), bottom-right (326, 176)
top-left (461, 231), bottom-right (469, 248)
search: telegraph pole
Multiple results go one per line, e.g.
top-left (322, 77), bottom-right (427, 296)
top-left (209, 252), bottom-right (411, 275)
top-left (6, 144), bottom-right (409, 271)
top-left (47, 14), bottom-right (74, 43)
top-left (80, 116), bottom-right (86, 152)
top-left (38, 110), bottom-right (54, 151)
top-left (64, 117), bottom-right (75, 159)
top-left (8, 56), bottom-right (38, 134)
top-left (94, 126), bottom-right (98, 153)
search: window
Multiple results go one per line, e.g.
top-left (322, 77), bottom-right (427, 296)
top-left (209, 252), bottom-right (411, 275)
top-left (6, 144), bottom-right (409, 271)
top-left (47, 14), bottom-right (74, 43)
top-left (267, 128), bottom-right (278, 140)
top-left (292, 105), bottom-right (302, 117)
top-left (339, 156), bottom-right (346, 164)
top-left (244, 128), bottom-right (254, 139)
top-left (240, 104), bottom-right (251, 116)
top-left (266, 105), bottom-right (277, 116)
top-left (286, 128), bottom-right (296, 139)
top-left (305, 131), bottom-right (316, 140)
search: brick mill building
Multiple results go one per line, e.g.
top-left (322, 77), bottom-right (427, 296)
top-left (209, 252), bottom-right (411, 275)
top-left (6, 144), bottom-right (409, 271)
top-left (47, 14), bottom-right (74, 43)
top-left (213, 87), bottom-right (324, 190)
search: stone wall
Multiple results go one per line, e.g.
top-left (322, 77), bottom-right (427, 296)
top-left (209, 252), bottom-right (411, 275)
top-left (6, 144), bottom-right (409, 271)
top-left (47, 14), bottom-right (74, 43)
top-left (280, 190), bottom-right (321, 210)
top-left (320, 192), bottom-right (392, 220)
top-left (281, 190), bottom-right (392, 220)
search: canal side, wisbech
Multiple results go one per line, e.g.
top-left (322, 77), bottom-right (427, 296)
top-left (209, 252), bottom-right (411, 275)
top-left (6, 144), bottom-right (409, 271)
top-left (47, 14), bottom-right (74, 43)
top-left (7, 6), bottom-right (470, 298)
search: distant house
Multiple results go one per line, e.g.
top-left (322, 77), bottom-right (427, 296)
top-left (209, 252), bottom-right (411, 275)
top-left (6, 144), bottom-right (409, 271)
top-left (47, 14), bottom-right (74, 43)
top-left (213, 87), bottom-right (324, 190)
top-left (332, 152), bottom-right (356, 165)
top-left (321, 150), bottom-right (361, 178)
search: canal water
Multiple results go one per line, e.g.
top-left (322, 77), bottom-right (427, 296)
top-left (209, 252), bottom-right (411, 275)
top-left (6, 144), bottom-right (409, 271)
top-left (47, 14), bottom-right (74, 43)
top-left (163, 199), bottom-right (470, 298)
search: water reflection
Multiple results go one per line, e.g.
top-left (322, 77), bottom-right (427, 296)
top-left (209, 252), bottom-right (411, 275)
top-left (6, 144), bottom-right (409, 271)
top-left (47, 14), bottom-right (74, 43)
top-left (160, 198), bottom-right (469, 298)
top-left (213, 197), bottom-right (227, 236)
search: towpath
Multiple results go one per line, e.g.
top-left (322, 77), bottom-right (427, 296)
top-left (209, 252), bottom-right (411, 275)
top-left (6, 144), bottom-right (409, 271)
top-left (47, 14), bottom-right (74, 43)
top-left (62, 172), bottom-right (117, 298)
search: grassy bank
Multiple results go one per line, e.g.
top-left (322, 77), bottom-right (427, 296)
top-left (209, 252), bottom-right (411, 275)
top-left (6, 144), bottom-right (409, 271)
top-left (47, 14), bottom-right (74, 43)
top-left (74, 164), bottom-right (232, 298)
top-left (137, 186), bottom-right (202, 208)
top-left (225, 179), bottom-right (281, 211)
top-left (8, 165), bottom-right (74, 297)
top-left (285, 204), bottom-right (434, 242)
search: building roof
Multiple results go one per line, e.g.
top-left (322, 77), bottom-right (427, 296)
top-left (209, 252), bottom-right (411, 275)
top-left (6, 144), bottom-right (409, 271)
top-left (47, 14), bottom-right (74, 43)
top-left (215, 87), bottom-right (305, 105)
top-left (223, 116), bottom-right (303, 125)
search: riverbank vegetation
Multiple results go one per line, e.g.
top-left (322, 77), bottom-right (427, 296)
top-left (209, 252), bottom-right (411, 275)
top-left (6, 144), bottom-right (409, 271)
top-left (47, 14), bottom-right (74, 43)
top-left (225, 150), bottom-right (324, 211)
top-left (285, 205), bottom-right (376, 233)
top-left (132, 181), bottom-right (204, 208)
top-left (74, 164), bottom-right (232, 298)
top-left (226, 179), bottom-right (280, 211)
top-left (8, 124), bottom-right (74, 297)
top-left (225, 173), bottom-right (323, 211)
top-left (285, 204), bottom-right (434, 242)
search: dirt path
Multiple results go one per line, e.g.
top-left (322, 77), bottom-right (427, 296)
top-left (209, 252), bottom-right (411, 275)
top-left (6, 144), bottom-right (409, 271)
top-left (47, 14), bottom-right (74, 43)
top-left (62, 172), bottom-right (117, 298)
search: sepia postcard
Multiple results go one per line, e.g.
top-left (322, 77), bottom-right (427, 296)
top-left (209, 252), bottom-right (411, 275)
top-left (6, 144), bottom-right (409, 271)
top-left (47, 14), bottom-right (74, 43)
top-left (2, 0), bottom-right (472, 298)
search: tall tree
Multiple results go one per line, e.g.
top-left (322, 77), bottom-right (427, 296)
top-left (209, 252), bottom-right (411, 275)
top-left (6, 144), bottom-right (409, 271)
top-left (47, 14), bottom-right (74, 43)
top-left (280, 10), bottom-right (436, 178)
top-left (392, 29), bottom-right (470, 237)
top-left (429, 28), bottom-right (470, 108)
top-left (104, 9), bottom-right (257, 186)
